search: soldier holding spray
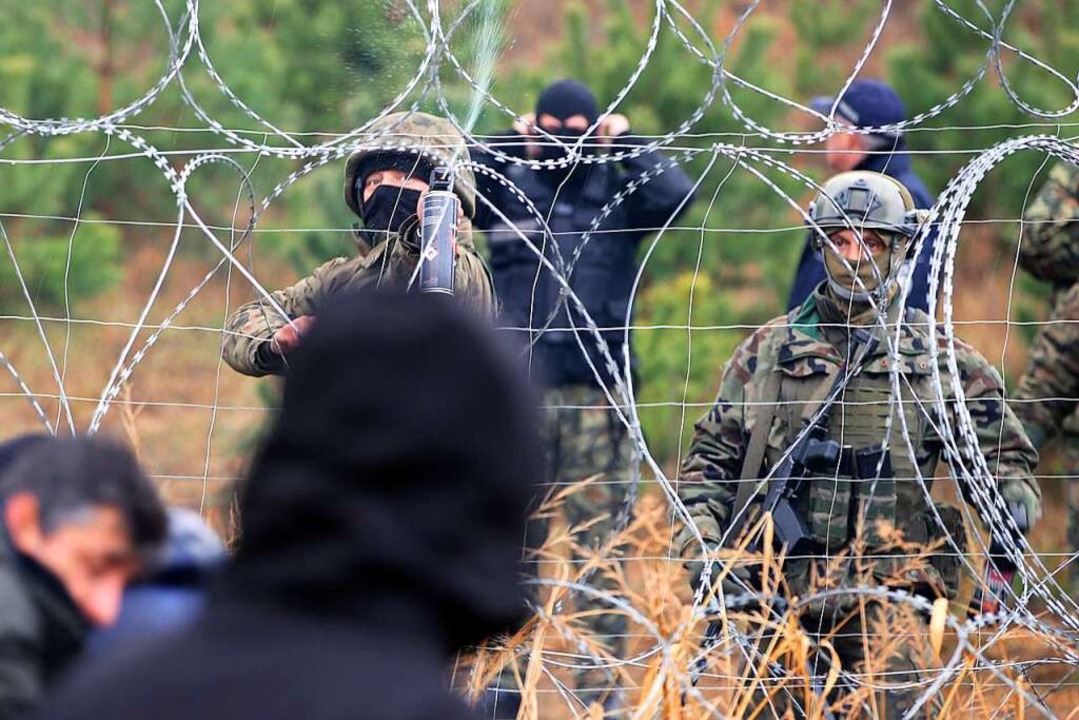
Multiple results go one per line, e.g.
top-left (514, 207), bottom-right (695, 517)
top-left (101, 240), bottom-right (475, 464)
top-left (222, 112), bottom-right (494, 377)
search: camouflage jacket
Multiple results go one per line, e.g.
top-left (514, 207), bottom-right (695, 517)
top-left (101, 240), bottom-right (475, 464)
top-left (1013, 282), bottom-right (1079, 447)
top-left (223, 111), bottom-right (497, 377)
top-left (221, 229), bottom-right (495, 377)
top-left (1019, 161), bottom-right (1079, 287)
top-left (678, 294), bottom-right (1040, 581)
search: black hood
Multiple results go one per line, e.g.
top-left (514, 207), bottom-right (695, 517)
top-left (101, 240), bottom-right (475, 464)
top-left (218, 290), bottom-right (542, 654)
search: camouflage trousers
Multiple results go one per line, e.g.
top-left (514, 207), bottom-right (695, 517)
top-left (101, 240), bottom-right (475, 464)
top-left (486, 386), bottom-right (637, 713)
top-left (745, 601), bottom-right (928, 719)
top-left (541, 385), bottom-right (638, 704)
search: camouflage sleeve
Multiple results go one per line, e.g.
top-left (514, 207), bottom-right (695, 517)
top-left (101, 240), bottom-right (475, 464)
top-left (381, 232), bottom-right (495, 318)
top-left (1012, 282), bottom-right (1079, 446)
top-left (1019, 162), bottom-right (1079, 283)
top-left (452, 245), bottom-right (496, 318)
top-left (947, 337), bottom-right (1041, 514)
top-left (676, 333), bottom-right (760, 553)
top-left (221, 257), bottom-right (350, 377)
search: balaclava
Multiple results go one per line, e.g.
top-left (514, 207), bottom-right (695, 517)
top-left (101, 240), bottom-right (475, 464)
top-left (534, 79), bottom-right (600, 163)
top-left (353, 152), bottom-right (437, 246)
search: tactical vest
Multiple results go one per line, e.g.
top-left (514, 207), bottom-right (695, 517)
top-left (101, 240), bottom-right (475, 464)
top-left (485, 163), bottom-right (642, 389)
top-left (759, 307), bottom-right (966, 596)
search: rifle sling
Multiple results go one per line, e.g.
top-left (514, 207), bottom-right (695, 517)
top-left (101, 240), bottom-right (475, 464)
top-left (728, 369), bottom-right (783, 543)
top-left (727, 329), bottom-right (877, 544)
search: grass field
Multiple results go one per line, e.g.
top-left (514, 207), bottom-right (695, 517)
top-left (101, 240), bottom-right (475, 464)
top-left (462, 492), bottom-right (1079, 719)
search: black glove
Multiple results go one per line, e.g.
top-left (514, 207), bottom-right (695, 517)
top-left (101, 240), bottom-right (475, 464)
top-left (684, 551), bottom-right (757, 598)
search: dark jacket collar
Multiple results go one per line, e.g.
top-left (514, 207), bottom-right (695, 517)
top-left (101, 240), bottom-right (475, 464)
top-left (0, 525), bottom-right (90, 684)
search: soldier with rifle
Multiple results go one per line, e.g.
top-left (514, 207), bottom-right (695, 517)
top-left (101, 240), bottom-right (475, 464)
top-left (677, 171), bottom-right (1041, 717)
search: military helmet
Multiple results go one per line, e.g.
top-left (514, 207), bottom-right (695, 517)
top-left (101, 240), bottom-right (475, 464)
top-left (344, 111), bottom-right (477, 220)
top-left (807, 170), bottom-right (919, 244)
top-left (808, 171), bottom-right (926, 303)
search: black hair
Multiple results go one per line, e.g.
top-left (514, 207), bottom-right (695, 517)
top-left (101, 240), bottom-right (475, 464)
top-left (0, 435), bottom-right (167, 553)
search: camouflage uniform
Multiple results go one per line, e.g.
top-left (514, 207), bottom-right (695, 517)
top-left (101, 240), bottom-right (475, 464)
top-left (222, 113), bottom-right (495, 377)
top-left (678, 289), bottom-right (1040, 716)
top-left (540, 386), bottom-right (636, 703)
top-left (1013, 161), bottom-right (1079, 595)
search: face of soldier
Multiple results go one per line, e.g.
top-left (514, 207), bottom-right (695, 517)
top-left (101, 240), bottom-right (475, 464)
top-left (536, 114), bottom-right (590, 162)
top-left (360, 169), bottom-right (430, 238)
top-left (824, 119), bottom-right (869, 172)
top-left (361, 168), bottom-right (429, 204)
top-left (822, 227), bottom-right (895, 295)
top-left (4, 493), bottom-right (141, 626)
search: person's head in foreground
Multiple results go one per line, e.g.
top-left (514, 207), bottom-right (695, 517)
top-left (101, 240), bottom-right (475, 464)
top-left (1, 435), bottom-right (167, 627)
top-left (0, 434), bottom-right (165, 716)
top-left (37, 290), bottom-right (542, 720)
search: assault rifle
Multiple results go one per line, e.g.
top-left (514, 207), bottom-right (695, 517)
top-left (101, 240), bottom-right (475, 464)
top-left (750, 328), bottom-right (881, 555)
top-left (690, 328), bottom-right (881, 688)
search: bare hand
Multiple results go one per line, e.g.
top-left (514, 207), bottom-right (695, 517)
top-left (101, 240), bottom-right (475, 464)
top-left (512, 112), bottom-right (539, 158)
top-left (417, 191), bottom-right (465, 227)
top-left (270, 315), bottom-right (316, 356)
top-left (599, 113), bottom-right (630, 144)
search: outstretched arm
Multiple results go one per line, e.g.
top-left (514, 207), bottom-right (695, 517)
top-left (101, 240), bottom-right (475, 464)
top-left (221, 257), bottom-right (348, 377)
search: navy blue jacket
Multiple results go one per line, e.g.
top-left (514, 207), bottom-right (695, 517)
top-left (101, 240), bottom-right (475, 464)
top-left (787, 144), bottom-right (937, 312)
top-left (474, 134), bottom-right (696, 390)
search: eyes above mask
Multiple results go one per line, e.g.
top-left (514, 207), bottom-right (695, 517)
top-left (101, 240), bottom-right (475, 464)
top-left (359, 184), bottom-right (423, 239)
top-left (534, 128), bottom-right (601, 162)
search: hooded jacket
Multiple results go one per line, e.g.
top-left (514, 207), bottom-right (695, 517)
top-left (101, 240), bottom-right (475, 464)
top-left (472, 130), bottom-right (696, 390)
top-left (0, 531), bottom-right (88, 720)
top-left (0, 434), bottom-right (89, 720)
top-left (39, 291), bottom-right (542, 720)
top-left (787, 143), bottom-right (939, 313)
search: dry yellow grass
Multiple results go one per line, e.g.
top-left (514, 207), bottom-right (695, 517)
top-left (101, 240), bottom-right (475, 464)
top-left (460, 490), bottom-right (1079, 719)
top-left (1, 242), bottom-right (1075, 718)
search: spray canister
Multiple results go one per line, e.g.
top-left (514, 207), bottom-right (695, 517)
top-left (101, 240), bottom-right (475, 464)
top-left (419, 167), bottom-right (458, 295)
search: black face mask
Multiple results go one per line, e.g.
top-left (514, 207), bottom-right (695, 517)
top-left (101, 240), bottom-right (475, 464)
top-left (359, 184), bottom-right (423, 244)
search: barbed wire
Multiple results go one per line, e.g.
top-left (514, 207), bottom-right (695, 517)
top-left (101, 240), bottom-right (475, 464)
top-left (2, 0), bottom-right (1078, 717)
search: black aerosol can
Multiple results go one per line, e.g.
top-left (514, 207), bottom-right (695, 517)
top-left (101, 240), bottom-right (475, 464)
top-left (419, 167), bottom-right (458, 295)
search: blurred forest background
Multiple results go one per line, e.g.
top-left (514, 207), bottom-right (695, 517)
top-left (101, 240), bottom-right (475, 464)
top-left (1, 0), bottom-right (1077, 528)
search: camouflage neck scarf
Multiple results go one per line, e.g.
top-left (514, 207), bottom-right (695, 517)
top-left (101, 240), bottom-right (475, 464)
top-left (815, 282), bottom-right (897, 328)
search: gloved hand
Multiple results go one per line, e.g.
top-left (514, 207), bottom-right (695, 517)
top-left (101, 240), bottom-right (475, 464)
top-left (683, 545), bottom-right (756, 598)
top-left (1001, 481), bottom-right (1042, 526)
top-left (987, 481), bottom-right (1041, 574)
